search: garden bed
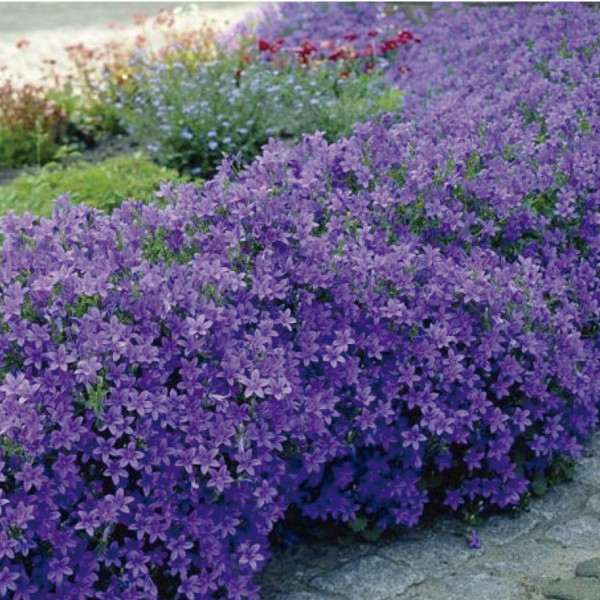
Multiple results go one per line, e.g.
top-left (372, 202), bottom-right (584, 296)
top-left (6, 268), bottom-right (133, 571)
top-left (1, 3), bottom-right (599, 600)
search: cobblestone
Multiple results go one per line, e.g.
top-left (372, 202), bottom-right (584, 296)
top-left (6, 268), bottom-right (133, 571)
top-left (378, 520), bottom-right (471, 579)
top-left (545, 578), bottom-right (600, 600)
top-left (586, 494), bottom-right (600, 514)
top-left (545, 516), bottom-right (600, 550)
top-left (310, 555), bottom-right (424, 600)
top-left (477, 511), bottom-right (540, 546)
top-left (576, 558), bottom-right (600, 578)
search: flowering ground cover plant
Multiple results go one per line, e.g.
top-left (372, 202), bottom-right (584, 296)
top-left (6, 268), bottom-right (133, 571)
top-left (1, 2), bottom-right (600, 600)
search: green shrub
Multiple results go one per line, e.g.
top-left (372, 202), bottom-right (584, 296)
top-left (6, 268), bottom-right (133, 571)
top-left (0, 154), bottom-right (190, 216)
top-left (48, 85), bottom-right (126, 146)
top-left (110, 54), bottom-right (403, 177)
top-left (0, 122), bottom-right (62, 168)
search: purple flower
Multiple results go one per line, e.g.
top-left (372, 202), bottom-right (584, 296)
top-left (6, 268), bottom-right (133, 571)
top-left (48, 556), bottom-right (73, 586)
top-left (0, 566), bottom-right (19, 596)
top-left (239, 368), bottom-right (268, 399)
top-left (237, 541), bottom-right (266, 571)
top-left (444, 489), bottom-right (464, 511)
top-left (14, 462), bottom-right (45, 492)
top-left (401, 425), bottom-right (427, 450)
top-left (207, 464), bottom-right (234, 494)
top-left (74, 357), bottom-right (102, 386)
top-left (468, 529), bottom-right (482, 550)
top-left (75, 509), bottom-right (100, 537)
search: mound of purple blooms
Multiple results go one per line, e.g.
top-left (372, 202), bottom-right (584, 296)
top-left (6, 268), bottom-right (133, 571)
top-left (1, 3), bottom-right (600, 600)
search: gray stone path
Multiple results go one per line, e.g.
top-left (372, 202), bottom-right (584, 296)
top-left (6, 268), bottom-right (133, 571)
top-left (261, 434), bottom-right (600, 600)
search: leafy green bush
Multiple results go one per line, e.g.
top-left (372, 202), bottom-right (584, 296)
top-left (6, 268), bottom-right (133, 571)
top-left (0, 154), bottom-right (189, 216)
top-left (47, 85), bottom-right (126, 146)
top-left (0, 79), bottom-right (72, 168)
top-left (109, 53), bottom-right (403, 177)
top-left (0, 77), bottom-right (125, 168)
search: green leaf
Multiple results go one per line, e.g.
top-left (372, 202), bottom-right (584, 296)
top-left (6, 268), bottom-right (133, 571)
top-left (349, 517), bottom-right (368, 533)
top-left (85, 376), bottom-right (107, 416)
top-left (361, 527), bottom-right (382, 542)
top-left (531, 471), bottom-right (548, 497)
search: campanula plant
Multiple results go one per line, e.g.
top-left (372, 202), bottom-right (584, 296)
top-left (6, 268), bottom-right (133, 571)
top-left (1, 3), bottom-right (600, 600)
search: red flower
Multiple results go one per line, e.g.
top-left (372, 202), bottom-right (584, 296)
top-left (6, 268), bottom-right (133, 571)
top-left (367, 29), bottom-right (379, 37)
top-left (296, 40), bottom-right (318, 64)
top-left (300, 41), bottom-right (318, 55)
top-left (328, 48), bottom-right (346, 61)
top-left (258, 39), bottom-right (272, 52)
top-left (380, 39), bottom-right (397, 53)
top-left (343, 33), bottom-right (359, 41)
top-left (397, 30), bottom-right (414, 44)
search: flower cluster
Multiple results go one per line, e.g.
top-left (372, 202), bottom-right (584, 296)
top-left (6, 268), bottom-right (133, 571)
top-left (225, 2), bottom-right (405, 53)
top-left (256, 28), bottom-right (419, 73)
top-left (1, 2), bottom-right (600, 600)
top-left (235, 2), bottom-right (419, 75)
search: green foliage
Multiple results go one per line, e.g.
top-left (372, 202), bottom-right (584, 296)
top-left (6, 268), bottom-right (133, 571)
top-left (0, 154), bottom-right (190, 217)
top-left (531, 471), bottom-right (548, 497)
top-left (348, 516), bottom-right (368, 533)
top-left (111, 53), bottom-right (403, 177)
top-left (0, 74), bottom-right (128, 169)
top-left (84, 376), bottom-right (108, 416)
top-left (66, 294), bottom-right (103, 319)
top-left (48, 85), bottom-right (126, 144)
top-left (0, 79), bottom-right (70, 168)
top-left (0, 124), bottom-right (54, 168)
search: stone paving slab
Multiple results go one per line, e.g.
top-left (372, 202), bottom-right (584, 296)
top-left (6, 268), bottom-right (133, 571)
top-left (573, 454), bottom-right (600, 488)
top-left (272, 594), bottom-right (332, 600)
top-left (476, 511), bottom-right (540, 546)
top-left (411, 572), bottom-right (526, 600)
top-left (310, 555), bottom-right (424, 600)
top-left (545, 578), bottom-right (600, 600)
top-left (586, 494), bottom-right (600, 514)
top-left (576, 558), bottom-right (600, 578)
top-left (528, 485), bottom-right (589, 522)
top-left (377, 522), bottom-right (472, 580)
top-left (474, 539), bottom-right (598, 582)
top-left (545, 516), bottom-right (600, 551)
